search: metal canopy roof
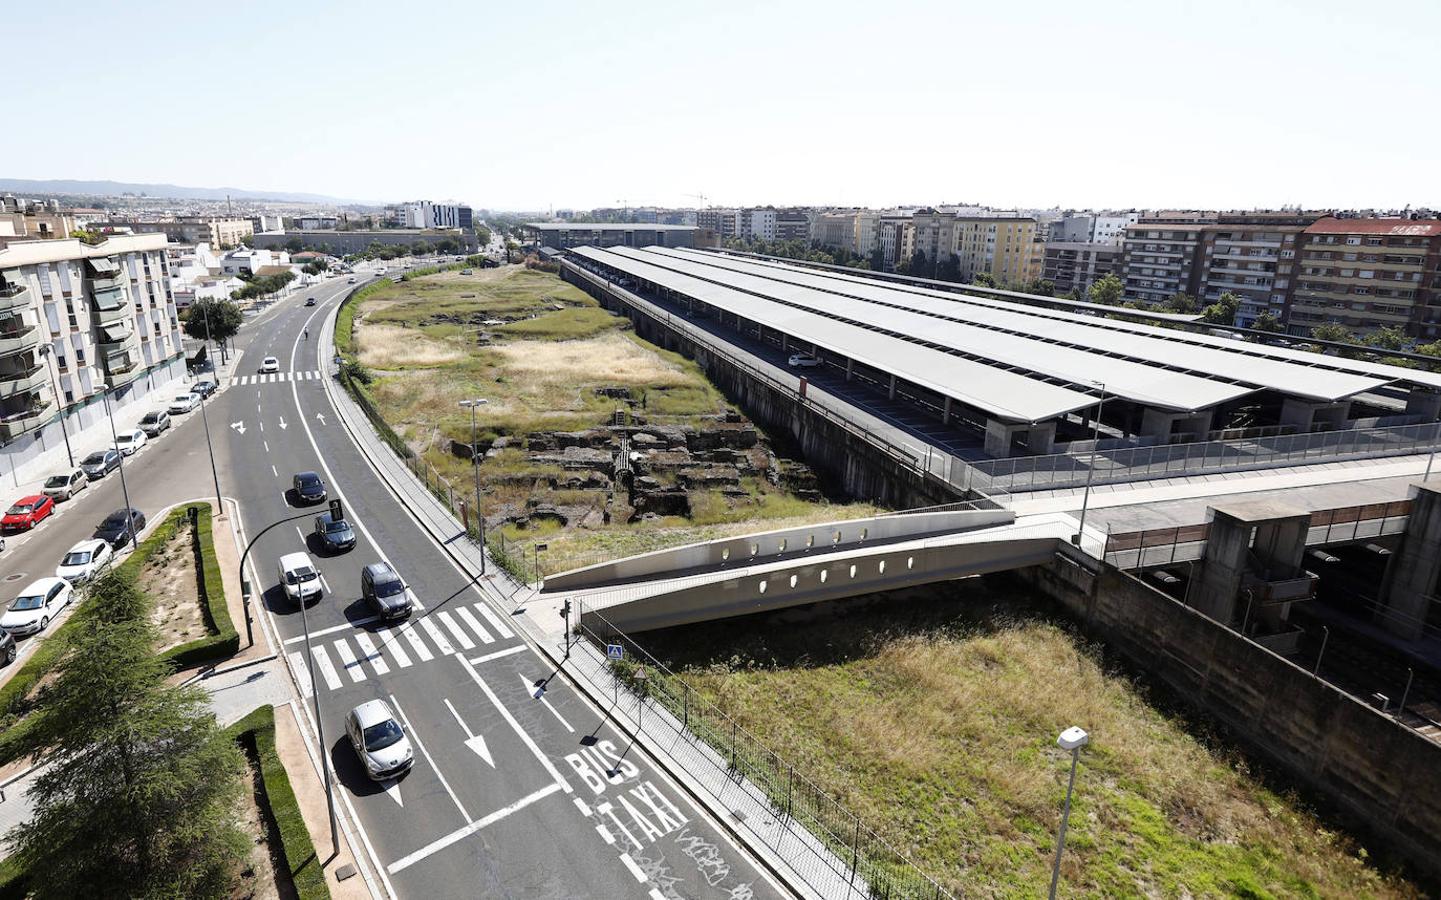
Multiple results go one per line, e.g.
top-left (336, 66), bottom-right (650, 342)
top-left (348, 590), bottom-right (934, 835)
top-left (622, 247), bottom-right (1248, 412)
top-left (570, 246), bottom-right (1098, 424)
top-left (661, 247), bottom-right (1391, 403)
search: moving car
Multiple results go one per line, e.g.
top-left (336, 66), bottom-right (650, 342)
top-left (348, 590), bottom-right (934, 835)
top-left (361, 562), bottom-right (413, 619)
top-left (113, 428), bottom-right (147, 456)
top-left (259, 357), bottom-right (280, 374)
top-left (305, 297), bottom-right (317, 307)
top-left (55, 538), bottom-right (114, 584)
top-left (787, 352), bottom-right (822, 369)
top-left (345, 699), bottom-right (414, 781)
top-left (42, 469), bottom-right (88, 501)
top-left (168, 393), bottom-right (200, 414)
top-left (277, 551), bottom-right (323, 604)
top-left (1, 577), bottom-right (74, 636)
top-left (139, 410), bottom-right (171, 436)
top-left (3, 495), bottom-right (55, 531)
top-left (347, 277), bottom-right (358, 284)
top-left (190, 380), bottom-right (218, 399)
top-left (80, 449), bottom-right (121, 479)
top-left (313, 510), bottom-right (355, 553)
top-left (95, 508), bottom-right (146, 548)
top-left (292, 471), bottom-right (326, 504)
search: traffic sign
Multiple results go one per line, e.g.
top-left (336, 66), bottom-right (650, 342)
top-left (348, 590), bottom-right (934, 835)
top-left (606, 644), bottom-right (624, 660)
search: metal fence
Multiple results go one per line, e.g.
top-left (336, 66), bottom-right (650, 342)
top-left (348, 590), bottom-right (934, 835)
top-left (577, 604), bottom-right (956, 900)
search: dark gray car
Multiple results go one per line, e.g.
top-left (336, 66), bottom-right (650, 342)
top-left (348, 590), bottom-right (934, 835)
top-left (313, 511), bottom-right (356, 553)
top-left (361, 562), bottom-right (412, 619)
top-left (80, 449), bottom-right (121, 479)
top-left (94, 508), bottom-right (146, 548)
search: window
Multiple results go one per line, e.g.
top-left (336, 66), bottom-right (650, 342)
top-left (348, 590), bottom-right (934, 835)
top-left (1345, 236), bottom-right (1362, 245)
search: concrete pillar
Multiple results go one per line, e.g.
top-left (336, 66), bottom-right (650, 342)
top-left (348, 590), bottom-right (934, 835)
top-left (1405, 389), bottom-right (1441, 421)
top-left (1140, 407), bottom-right (1215, 441)
top-left (845, 358), bottom-right (853, 381)
top-left (984, 419), bottom-right (1018, 457)
top-left (943, 396), bottom-right (952, 425)
top-left (1377, 481), bottom-right (1441, 639)
top-left (888, 374), bottom-right (897, 399)
top-left (781, 333), bottom-right (788, 352)
top-left (1027, 421), bottom-right (1057, 454)
top-left (1191, 499), bottom-right (1309, 625)
top-left (1280, 397), bottom-right (1351, 431)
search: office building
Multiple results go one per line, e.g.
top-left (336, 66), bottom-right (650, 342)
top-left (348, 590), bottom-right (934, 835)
top-left (1287, 217), bottom-right (1441, 340)
top-left (395, 201), bottom-right (474, 231)
top-left (1043, 242), bottom-right (1122, 295)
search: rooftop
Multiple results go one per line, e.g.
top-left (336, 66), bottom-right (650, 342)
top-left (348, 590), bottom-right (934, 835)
top-left (525, 222), bottom-right (697, 232)
top-left (1304, 217), bottom-right (1441, 237)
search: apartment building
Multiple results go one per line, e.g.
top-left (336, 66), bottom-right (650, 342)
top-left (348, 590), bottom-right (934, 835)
top-left (395, 201), bottom-right (474, 231)
top-left (1198, 215), bottom-right (1315, 327)
top-left (955, 217), bottom-right (1042, 285)
top-left (775, 208), bottom-right (811, 242)
top-left (811, 211), bottom-right (861, 254)
top-left (0, 198), bottom-right (76, 248)
top-left (1287, 217), bottom-right (1441, 339)
top-left (1121, 223), bottom-right (1209, 305)
top-left (1043, 242), bottom-right (1122, 295)
top-left (0, 233), bottom-right (187, 477)
top-left (739, 208), bottom-right (777, 243)
top-left (697, 208), bottom-right (740, 240)
top-left (908, 210), bottom-right (958, 269)
top-left (878, 215), bottom-right (914, 271)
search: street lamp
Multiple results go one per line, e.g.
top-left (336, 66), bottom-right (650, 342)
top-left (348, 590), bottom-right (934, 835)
top-left (196, 382), bottom-right (224, 516)
top-left (1048, 725), bottom-right (1089, 899)
top-left (459, 398), bottom-right (488, 573)
top-left (1072, 382), bottom-right (1107, 549)
top-left (37, 345), bottom-right (73, 467)
top-left (100, 388), bottom-right (139, 552)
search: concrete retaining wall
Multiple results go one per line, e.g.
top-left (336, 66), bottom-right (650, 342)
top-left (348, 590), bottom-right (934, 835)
top-left (1019, 556), bottom-right (1441, 880)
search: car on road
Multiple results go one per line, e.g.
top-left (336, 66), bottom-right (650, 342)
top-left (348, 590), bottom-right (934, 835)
top-left (277, 551), bottom-right (323, 604)
top-left (113, 428), bottom-right (147, 456)
top-left (190, 380), bottom-right (218, 399)
top-left (168, 393), bottom-right (200, 414)
top-left (313, 510), bottom-right (355, 553)
top-left (259, 356), bottom-right (280, 374)
top-left (0, 628), bottom-right (14, 666)
top-left (787, 352), bottom-right (823, 369)
top-left (139, 410), bottom-right (172, 436)
top-left (1, 577), bottom-right (74, 637)
top-left (305, 297), bottom-right (317, 307)
top-left (360, 562), bottom-right (413, 619)
top-left (292, 471), bottom-right (326, 504)
top-left (3, 495), bottom-right (55, 531)
top-left (94, 508), bottom-right (146, 548)
top-left (55, 538), bottom-right (114, 584)
top-left (347, 277), bottom-right (357, 284)
top-left (80, 449), bottom-right (121, 479)
top-left (42, 469), bottom-right (88, 502)
top-left (346, 699), bottom-right (414, 781)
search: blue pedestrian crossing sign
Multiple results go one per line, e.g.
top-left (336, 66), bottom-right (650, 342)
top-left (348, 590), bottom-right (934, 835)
top-left (606, 644), bottom-right (624, 660)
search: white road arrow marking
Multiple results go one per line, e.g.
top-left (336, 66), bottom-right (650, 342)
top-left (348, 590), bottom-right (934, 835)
top-left (443, 698), bottom-right (495, 767)
top-left (277, 415), bottom-right (288, 430)
top-left (230, 421), bottom-right (246, 435)
top-left (381, 779), bottom-right (404, 806)
top-left (316, 412), bottom-right (327, 425)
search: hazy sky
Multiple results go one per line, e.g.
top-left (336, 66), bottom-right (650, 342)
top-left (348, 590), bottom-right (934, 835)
top-left (10, 0), bottom-right (1439, 211)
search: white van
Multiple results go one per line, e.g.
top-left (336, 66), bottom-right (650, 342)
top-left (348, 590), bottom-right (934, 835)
top-left (278, 551), bottom-right (323, 603)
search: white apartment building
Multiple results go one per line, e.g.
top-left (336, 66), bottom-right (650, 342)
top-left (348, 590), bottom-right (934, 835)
top-left (221, 247), bottom-right (291, 275)
top-left (740, 208), bottom-right (777, 243)
top-left (396, 201), bottom-right (473, 231)
top-left (0, 233), bottom-right (188, 481)
top-left (1092, 213), bottom-right (1140, 245)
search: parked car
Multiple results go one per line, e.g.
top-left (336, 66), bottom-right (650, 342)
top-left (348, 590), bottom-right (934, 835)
top-left (168, 393), bottom-right (200, 414)
top-left (259, 356), bottom-right (280, 374)
top-left (2, 495), bottom-right (55, 531)
top-left (313, 510), bottom-right (356, 553)
top-left (1, 577), bottom-right (74, 636)
top-left (190, 380), bottom-right (218, 399)
top-left (361, 562), bottom-right (413, 620)
top-left (94, 508), bottom-right (146, 548)
top-left (277, 551), bottom-right (323, 604)
top-left (113, 428), bottom-right (147, 456)
top-left (292, 471), bottom-right (327, 504)
top-left (139, 410), bottom-right (171, 436)
top-left (305, 297), bottom-right (317, 307)
top-left (55, 538), bottom-right (114, 584)
top-left (346, 699), bottom-right (414, 781)
top-left (0, 628), bottom-right (14, 666)
top-left (80, 449), bottom-right (121, 479)
top-left (42, 469), bottom-right (88, 501)
top-left (788, 352), bottom-right (823, 369)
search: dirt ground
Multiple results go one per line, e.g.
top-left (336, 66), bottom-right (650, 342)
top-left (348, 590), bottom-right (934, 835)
top-left (231, 748), bottom-right (291, 900)
top-left (137, 525), bottom-right (207, 654)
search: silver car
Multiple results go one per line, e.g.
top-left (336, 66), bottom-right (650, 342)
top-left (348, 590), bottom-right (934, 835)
top-left (346, 699), bottom-right (414, 781)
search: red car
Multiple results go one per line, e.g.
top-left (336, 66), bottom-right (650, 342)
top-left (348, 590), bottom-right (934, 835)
top-left (2, 495), bottom-right (55, 531)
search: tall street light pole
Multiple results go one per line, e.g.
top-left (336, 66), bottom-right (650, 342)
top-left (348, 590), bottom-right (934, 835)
top-left (100, 388), bottom-right (139, 552)
top-left (1072, 381), bottom-right (1107, 548)
top-left (1049, 726), bottom-right (1089, 900)
top-left (196, 386), bottom-right (224, 515)
top-left (459, 398), bottom-right (488, 573)
top-left (38, 345), bottom-right (73, 467)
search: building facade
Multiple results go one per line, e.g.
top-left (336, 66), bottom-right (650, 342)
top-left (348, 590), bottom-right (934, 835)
top-left (774, 208), bottom-right (811, 242)
top-left (739, 208), bottom-right (777, 243)
top-left (394, 201), bottom-right (474, 231)
top-left (1121, 223), bottom-right (1209, 305)
top-left (1043, 242), bottom-right (1122, 296)
top-left (1198, 218), bottom-right (1311, 327)
top-left (1287, 217), bottom-right (1441, 339)
top-left (955, 217), bottom-right (1042, 285)
top-left (519, 223), bottom-right (697, 249)
top-left (96, 218), bottom-right (254, 249)
top-left (908, 210), bottom-right (958, 270)
top-left (811, 211), bottom-right (860, 254)
top-left (697, 209), bottom-right (740, 240)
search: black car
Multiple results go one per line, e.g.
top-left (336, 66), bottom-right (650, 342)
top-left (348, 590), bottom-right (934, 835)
top-left (94, 508), bottom-right (146, 548)
top-left (361, 562), bottom-right (412, 619)
top-left (313, 511), bottom-right (356, 553)
top-left (80, 449), bottom-right (121, 479)
top-left (292, 472), bottom-right (326, 504)
top-left (190, 380), bottom-right (218, 399)
top-left (305, 297), bottom-right (317, 307)
top-left (0, 628), bottom-right (14, 666)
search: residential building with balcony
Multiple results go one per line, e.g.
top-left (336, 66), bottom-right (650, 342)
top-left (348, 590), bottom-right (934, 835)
top-left (1197, 215), bottom-right (1317, 327)
top-left (96, 217), bottom-right (254, 249)
top-left (1043, 242), bottom-right (1122, 295)
top-left (697, 209), bottom-right (740, 240)
top-left (907, 209), bottom-right (958, 271)
top-left (811, 211), bottom-right (862, 255)
top-left (1286, 217), bottom-right (1441, 340)
top-left (739, 208), bottom-right (777, 243)
top-left (774, 208), bottom-right (812, 242)
top-left (955, 216), bottom-right (1042, 285)
top-left (1121, 223), bottom-right (1209, 305)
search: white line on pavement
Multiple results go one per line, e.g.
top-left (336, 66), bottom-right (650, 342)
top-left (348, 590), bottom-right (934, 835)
top-left (388, 693), bottom-right (471, 823)
top-left (282, 615), bottom-right (382, 645)
top-left (385, 783), bottom-right (562, 876)
top-left (310, 644), bottom-right (342, 690)
top-left (419, 616), bottom-right (455, 655)
top-left (288, 652), bottom-right (313, 697)
top-left (456, 607), bottom-right (494, 644)
top-left (469, 645), bottom-right (526, 665)
top-left (399, 621), bottom-right (434, 661)
top-left (458, 656), bottom-right (572, 794)
top-left (353, 632), bottom-right (390, 675)
top-left (332, 639), bottom-right (366, 683)
top-left (619, 852), bottom-right (648, 883)
top-left (436, 610), bottom-right (476, 651)
top-left (474, 603), bottom-right (515, 640)
top-left (520, 673), bottom-right (575, 733)
top-left (381, 629), bottom-right (412, 667)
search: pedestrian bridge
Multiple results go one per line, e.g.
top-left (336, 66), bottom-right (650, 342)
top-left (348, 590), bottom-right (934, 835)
top-left (542, 507), bottom-right (1086, 632)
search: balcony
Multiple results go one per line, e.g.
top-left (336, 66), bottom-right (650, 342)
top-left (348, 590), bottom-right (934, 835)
top-left (0, 281), bottom-right (30, 313)
top-left (0, 393), bottom-right (54, 441)
top-left (0, 322), bottom-right (40, 358)
top-left (0, 365), bottom-right (46, 400)
top-left (92, 302), bottom-right (132, 326)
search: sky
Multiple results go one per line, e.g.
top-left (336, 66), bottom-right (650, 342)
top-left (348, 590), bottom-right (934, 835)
top-left (9, 0), bottom-right (1440, 212)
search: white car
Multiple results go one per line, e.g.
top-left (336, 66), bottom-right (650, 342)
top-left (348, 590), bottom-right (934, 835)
top-left (259, 357), bottom-right (280, 374)
top-left (277, 551), bottom-right (323, 604)
top-left (1, 577), bottom-right (74, 636)
top-left (55, 538), bottom-right (114, 584)
top-left (346, 699), bottom-right (415, 781)
top-left (168, 393), bottom-right (200, 414)
top-left (788, 352), bottom-right (823, 369)
top-left (113, 428), bottom-right (147, 456)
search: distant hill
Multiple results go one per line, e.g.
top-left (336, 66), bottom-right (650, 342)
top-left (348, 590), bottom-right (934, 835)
top-left (0, 177), bottom-right (372, 205)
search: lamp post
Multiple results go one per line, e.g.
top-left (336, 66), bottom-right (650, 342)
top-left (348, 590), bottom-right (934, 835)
top-left (196, 383), bottom-right (224, 516)
top-left (1072, 381), bottom-right (1107, 548)
top-left (1049, 726), bottom-right (1089, 899)
top-left (37, 345), bottom-right (73, 467)
top-left (100, 389), bottom-right (139, 552)
top-left (459, 398), bottom-right (488, 573)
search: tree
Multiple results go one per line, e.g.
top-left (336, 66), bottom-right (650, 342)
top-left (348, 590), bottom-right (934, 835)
top-left (971, 271), bottom-right (997, 288)
top-left (1025, 278), bottom-right (1056, 297)
top-left (1252, 311), bottom-right (1284, 333)
top-left (1200, 291), bottom-right (1241, 325)
top-left (1311, 322), bottom-right (1357, 345)
top-left (1162, 291), bottom-right (1199, 314)
top-left (1087, 273), bottom-right (1124, 306)
top-left (1065, 288), bottom-right (1084, 302)
top-left (5, 570), bottom-right (246, 898)
top-left (69, 229), bottom-right (104, 246)
top-left (869, 247), bottom-right (886, 271)
top-left (1364, 325), bottom-right (1410, 353)
top-left (182, 298), bottom-right (243, 347)
top-left (284, 236), bottom-right (305, 253)
top-left (904, 249), bottom-right (927, 276)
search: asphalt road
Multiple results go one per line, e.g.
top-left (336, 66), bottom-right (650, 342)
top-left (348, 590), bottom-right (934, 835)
top-left (224, 271), bottom-right (787, 898)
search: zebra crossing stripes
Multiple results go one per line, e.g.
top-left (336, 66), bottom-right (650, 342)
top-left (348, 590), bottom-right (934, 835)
top-left (333, 640), bottom-right (366, 683)
top-left (437, 611), bottom-right (476, 651)
top-left (353, 632), bottom-right (391, 675)
top-left (456, 607), bottom-right (495, 645)
top-left (233, 370), bottom-right (321, 386)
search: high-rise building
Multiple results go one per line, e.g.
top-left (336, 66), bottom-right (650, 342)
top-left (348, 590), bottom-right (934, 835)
top-left (908, 210), bottom-right (958, 270)
top-left (774, 208), bottom-right (811, 243)
top-left (697, 208), bottom-right (740, 240)
top-left (1197, 214), bottom-right (1317, 327)
top-left (955, 217), bottom-right (1042, 285)
top-left (1287, 217), bottom-right (1441, 339)
top-left (739, 208), bottom-right (777, 243)
top-left (1121, 223), bottom-right (1210, 305)
top-left (397, 201), bottom-right (474, 231)
top-left (1043, 242), bottom-right (1122, 296)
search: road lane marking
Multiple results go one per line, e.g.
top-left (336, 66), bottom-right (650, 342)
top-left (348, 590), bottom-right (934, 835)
top-left (333, 639), bottom-right (366, 682)
top-left (520, 673), bottom-right (575, 733)
top-left (442, 698), bottom-right (495, 767)
top-left (288, 652), bottom-right (313, 697)
top-left (282, 615), bottom-right (382, 645)
top-left (473, 603), bottom-right (514, 639)
top-left (381, 629), bottom-right (412, 667)
top-left (648, 888), bottom-right (667, 900)
top-left (596, 823), bottom-right (615, 844)
top-left (353, 632), bottom-right (390, 675)
top-left (458, 656), bottom-right (572, 793)
top-left (310, 644), bottom-right (342, 690)
top-left (385, 783), bottom-right (562, 875)
top-left (436, 610), bottom-right (476, 650)
top-left (469, 645), bottom-right (526, 665)
top-left (271, 465), bottom-right (278, 477)
top-left (389, 693), bottom-right (471, 824)
top-left (419, 616), bottom-right (455, 655)
top-left (619, 852), bottom-right (647, 882)
top-left (456, 607), bottom-right (494, 644)
top-left (398, 621), bottom-right (434, 661)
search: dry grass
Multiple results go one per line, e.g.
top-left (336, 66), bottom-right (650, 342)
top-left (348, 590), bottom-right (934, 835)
top-left (357, 323), bottom-right (467, 369)
top-left (136, 525), bottom-right (206, 653)
top-left (488, 332), bottom-right (694, 389)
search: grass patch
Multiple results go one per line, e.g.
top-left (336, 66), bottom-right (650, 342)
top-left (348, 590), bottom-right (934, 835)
top-left (633, 581), bottom-right (1423, 898)
top-left (496, 306), bottom-right (619, 340)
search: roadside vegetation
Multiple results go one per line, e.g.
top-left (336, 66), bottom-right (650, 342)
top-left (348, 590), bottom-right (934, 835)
top-left (635, 579), bottom-right (1424, 898)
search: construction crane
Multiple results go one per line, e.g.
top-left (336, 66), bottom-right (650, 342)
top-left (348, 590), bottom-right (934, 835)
top-left (684, 192), bottom-right (709, 209)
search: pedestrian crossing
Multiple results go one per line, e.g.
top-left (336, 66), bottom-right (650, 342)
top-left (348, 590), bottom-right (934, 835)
top-left (288, 601), bottom-right (519, 695)
top-left (234, 370), bottom-right (322, 386)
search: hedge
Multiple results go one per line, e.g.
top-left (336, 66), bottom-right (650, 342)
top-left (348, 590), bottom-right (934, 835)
top-left (157, 503), bottom-right (240, 669)
top-left (225, 705), bottom-right (330, 900)
top-left (0, 854), bottom-right (26, 899)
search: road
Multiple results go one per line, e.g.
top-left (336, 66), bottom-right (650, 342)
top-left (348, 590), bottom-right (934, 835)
top-left (222, 272), bottom-right (787, 898)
